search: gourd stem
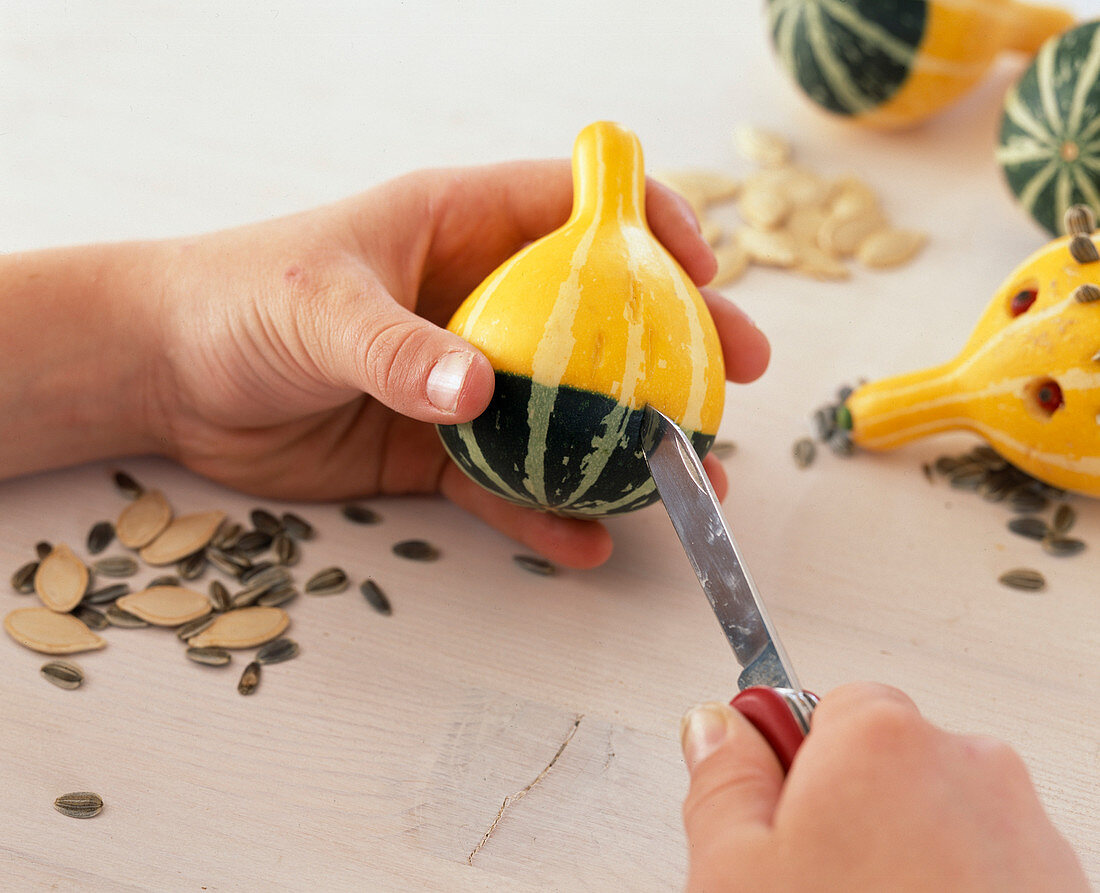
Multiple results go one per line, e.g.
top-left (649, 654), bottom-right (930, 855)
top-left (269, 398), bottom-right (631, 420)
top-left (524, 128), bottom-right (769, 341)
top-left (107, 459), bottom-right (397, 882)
top-left (847, 361), bottom-right (964, 451)
top-left (1002, 1), bottom-right (1075, 54)
top-left (569, 121), bottom-right (647, 227)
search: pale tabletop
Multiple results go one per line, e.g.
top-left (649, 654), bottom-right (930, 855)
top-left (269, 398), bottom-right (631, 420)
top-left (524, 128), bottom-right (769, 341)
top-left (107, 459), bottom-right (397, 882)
top-left (2, 2), bottom-right (1098, 890)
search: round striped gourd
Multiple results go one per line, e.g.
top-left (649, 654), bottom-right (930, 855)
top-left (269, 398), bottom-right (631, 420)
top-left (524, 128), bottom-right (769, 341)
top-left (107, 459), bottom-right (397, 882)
top-left (844, 208), bottom-right (1100, 496)
top-left (437, 122), bottom-right (725, 517)
top-left (767, 0), bottom-right (1074, 128)
top-left (997, 20), bottom-right (1100, 236)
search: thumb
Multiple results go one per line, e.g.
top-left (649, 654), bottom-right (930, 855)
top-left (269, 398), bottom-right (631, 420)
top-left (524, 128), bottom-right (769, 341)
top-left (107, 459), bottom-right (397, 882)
top-left (680, 702), bottom-right (785, 843)
top-left (336, 291), bottom-right (495, 423)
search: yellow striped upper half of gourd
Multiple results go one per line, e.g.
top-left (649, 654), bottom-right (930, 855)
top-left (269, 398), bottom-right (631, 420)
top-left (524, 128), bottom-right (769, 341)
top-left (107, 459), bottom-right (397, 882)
top-left (446, 121), bottom-right (725, 437)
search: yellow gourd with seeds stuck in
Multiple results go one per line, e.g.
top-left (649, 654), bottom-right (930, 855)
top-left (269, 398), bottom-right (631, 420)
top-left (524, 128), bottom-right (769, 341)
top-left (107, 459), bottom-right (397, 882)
top-left (438, 121), bottom-right (725, 517)
top-left (843, 206), bottom-right (1100, 496)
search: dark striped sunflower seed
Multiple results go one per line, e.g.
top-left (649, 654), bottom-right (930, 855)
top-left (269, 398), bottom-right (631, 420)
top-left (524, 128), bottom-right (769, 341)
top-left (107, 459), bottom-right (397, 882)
top-left (238, 661), bottom-right (261, 695)
top-left (86, 521), bottom-right (115, 555)
top-left (280, 512), bottom-right (315, 540)
top-left (249, 508), bottom-right (283, 536)
top-left (147, 575), bottom-right (180, 588)
top-left (792, 437), bottom-right (816, 469)
top-left (105, 604), bottom-right (149, 628)
top-left (234, 530), bottom-right (273, 557)
top-left (1051, 503), bottom-right (1076, 534)
top-left (41, 660), bottom-right (84, 690)
top-left (342, 503), bottom-right (380, 525)
top-left (1041, 536), bottom-right (1086, 557)
top-left (92, 555), bottom-right (139, 578)
top-left (359, 579), bottom-right (393, 615)
top-left (82, 582), bottom-right (130, 605)
top-left (35, 541), bottom-right (53, 560)
top-left (11, 560), bottom-right (38, 593)
top-left (112, 469), bottom-right (144, 499)
top-left (1008, 488), bottom-right (1050, 514)
top-left (273, 533), bottom-right (300, 567)
top-left (512, 555), bottom-right (556, 577)
top-left (1007, 516), bottom-right (1049, 540)
top-left (177, 614), bottom-right (217, 641)
top-left (54, 792), bottom-right (103, 818)
top-left (186, 646), bottom-right (231, 667)
top-left (177, 551), bottom-right (207, 581)
top-left (255, 637), bottom-right (299, 665)
top-left (211, 521), bottom-right (243, 551)
top-left (1069, 234), bottom-right (1099, 264)
top-left (208, 579), bottom-right (232, 612)
top-left (256, 585), bottom-right (298, 608)
top-left (305, 567), bottom-right (349, 595)
top-left (998, 568), bottom-right (1046, 591)
top-left (1065, 204), bottom-right (1096, 235)
top-left (206, 547), bottom-right (249, 578)
top-left (73, 604), bottom-right (108, 631)
top-left (392, 540), bottom-right (439, 562)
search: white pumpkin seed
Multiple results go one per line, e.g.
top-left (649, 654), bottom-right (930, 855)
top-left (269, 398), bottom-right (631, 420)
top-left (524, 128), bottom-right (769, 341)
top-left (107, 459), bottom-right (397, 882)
top-left (139, 510), bottom-right (227, 566)
top-left (4, 607), bottom-right (106, 654)
top-left (35, 545), bottom-right (89, 612)
top-left (711, 239), bottom-right (750, 287)
top-left (116, 489), bottom-right (172, 549)
top-left (733, 125), bottom-right (791, 167)
top-left (116, 586), bottom-right (212, 627)
top-left (187, 606), bottom-right (290, 649)
top-left (735, 226), bottom-right (799, 268)
top-left (739, 184), bottom-right (791, 230)
top-left (818, 209), bottom-right (886, 258)
top-left (856, 228), bottom-right (927, 269)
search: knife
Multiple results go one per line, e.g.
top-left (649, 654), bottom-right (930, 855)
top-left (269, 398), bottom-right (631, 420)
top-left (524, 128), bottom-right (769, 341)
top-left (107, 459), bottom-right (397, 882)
top-left (641, 405), bottom-right (817, 772)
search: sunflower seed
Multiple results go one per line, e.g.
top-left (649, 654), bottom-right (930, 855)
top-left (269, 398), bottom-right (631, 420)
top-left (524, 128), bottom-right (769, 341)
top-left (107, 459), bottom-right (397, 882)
top-left (792, 437), bottom-right (816, 468)
top-left (305, 567), bottom-right (349, 595)
top-left (92, 555), bottom-right (139, 578)
top-left (116, 489), bottom-right (172, 548)
top-left (73, 604), bottom-right (108, 631)
top-left (81, 582), bottom-right (130, 605)
top-left (273, 533), bottom-right (299, 567)
top-left (208, 579), bottom-right (232, 612)
top-left (1009, 488), bottom-right (1050, 514)
top-left (140, 511), bottom-right (226, 566)
top-left (41, 660), bottom-right (84, 690)
top-left (11, 561), bottom-right (38, 594)
top-left (239, 560), bottom-right (275, 584)
top-left (86, 521), bottom-right (115, 555)
top-left (708, 440), bottom-right (737, 460)
top-left (104, 604), bottom-right (149, 628)
top-left (998, 568), bottom-right (1046, 591)
top-left (206, 547), bottom-right (249, 578)
top-left (234, 530), bottom-right (273, 557)
top-left (113, 468), bottom-right (144, 499)
top-left (37, 545), bottom-right (90, 611)
top-left (186, 646), bottom-right (231, 667)
top-left (342, 503), bottom-right (380, 525)
top-left (1072, 283), bottom-right (1100, 303)
top-left (826, 430), bottom-right (854, 457)
top-left (359, 579), bottom-right (393, 615)
top-left (392, 540), bottom-right (439, 562)
top-left (238, 661), bottom-right (261, 695)
top-left (812, 408), bottom-right (836, 442)
top-left (1041, 536), bottom-right (1086, 557)
top-left (280, 512), bottom-right (315, 540)
top-left (230, 585), bottom-right (266, 609)
top-left (1008, 516), bottom-right (1049, 540)
top-left (211, 521), bottom-right (243, 551)
top-left (53, 791), bottom-right (103, 818)
top-left (249, 508), bottom-right (283, 536)
top-left (35, 541), bottom-right (53, 560)
top-left (1069, 234), bottom-right (1099, 264)
top-left (4, 607), bottom-right (106, 654)
top-left (240, 564), bottom-right (290, 591)
top-left (147, 575), bottom-right (180, 588)
top-left (1052, 503), bottom-right (1076, 534)
top-left (177, 551), bottom-right (206, 581)
top-left (1065, 204), bottom-right (1096, 235)
top-left (256, 585), bottom-right (298, 608)
top-left (177, 614), bottom-right (217, 641)
top-left (255, 637), bottom-right (299, 665)
top-left (933, 455), bottom-right (960, 475)
top-left (921, 462), bottom-right (934, 483)
top-left (512, 555), bottom-right (556, 577)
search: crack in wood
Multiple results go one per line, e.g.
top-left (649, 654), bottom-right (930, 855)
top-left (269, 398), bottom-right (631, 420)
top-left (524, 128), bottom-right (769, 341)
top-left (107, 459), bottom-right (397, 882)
top-left (466, 715), bottom-right (583, 865)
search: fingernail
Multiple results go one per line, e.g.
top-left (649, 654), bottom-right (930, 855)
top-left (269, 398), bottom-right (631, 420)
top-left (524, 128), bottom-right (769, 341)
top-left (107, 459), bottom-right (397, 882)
top-left (427, 351), bottom-right (474, 414)
top-left (680, 702), bottom-right (735, 770)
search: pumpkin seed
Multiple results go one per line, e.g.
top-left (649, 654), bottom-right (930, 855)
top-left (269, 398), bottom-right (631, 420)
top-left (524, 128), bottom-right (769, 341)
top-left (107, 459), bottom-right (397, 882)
top-left (998, 568), bottom-right (1046, 591)
top-left (341, 503), bottom-right (380, 525)
top-left (739, 184), bottom-right (791, 230)
top-left (177, 614), bottom-right (217, 641)
top-left (187, 606), bottom-right (289, 649)
top-left (249, 508), bottom-right (283, 536)
top-left (92, 555), bottom-right (139, 578)
top-left (4, 607), bottom-right (106, 654)
top-left (186, 646), bottom-right (232, 667)
top-left (53, 791), bottom-right (103, 819)
top-left (208, 579), bottom-right (232, 612)
top-left (819, 209), bottom-right (886, 258)
top-left (37, 545), bottom-right (90, 611)
top-left (256, 585), bottom-right (298, 608)
top-left (237, 661), bottom-right (261, 695)
top-left (273, 533), bottom-right (299, 567)
top-left (305, 567), bottom-right (349, 595)
top-left (117, 587), bottom-right (211, 627)
top-left (140, 511), bottom-right (226, 566)
top-left (280, 512), bottom-right (315, 540)
top-left (512, 555), bottom-right (556, 578)
top-left (736, 225), bottom-right (799, 268)
top-left (35, 541), bottom-right (53, 560)
top-left (1008, 516), bottom-right (1049, 540)
top-left (359, 579), bottom-right (393, 615)
top-left (206, 547), bottom-right (248, 578)
top-left (1064, 204), bottom-right (1095, 235)
top-left (11, 560), bottom-right (38, 594)
top-left (104, 604), bottom-right (149, 629)
top-left (733, 125), bottom-right (791, 167)
top-left (792, 437), bottom-right (816, 468)
top-left (1041, 535), bottom-right (1086, 557)
top-left (116, 489), bottom-right (172, 548)
top-left (113, 468), bottom-right (144, 499)
top-left (85, 521), bottom-right (115, 555)
top-left (711, 239), bottom-right (750, 286)
top-left (73, 604), bottom-right (108, 631)
top-left (255, 637), bottom-right (299, 665)
top-left (1069, 234), bottom-right (1099, 264)
top-left (81, 582), bottom-right (130, 605)
top-left (392, 540), bottom-right (439, 562)
top-left (41, 660), bottom-right (84, 690)
top-left (234, 530), bottom-right (273, 557)
top-left (177, 551), bottom-right (207, 581)
top-left (1072, 283), bottom-right (1100, 303)
top-left (1051, 503), bottom-right (1076, 534)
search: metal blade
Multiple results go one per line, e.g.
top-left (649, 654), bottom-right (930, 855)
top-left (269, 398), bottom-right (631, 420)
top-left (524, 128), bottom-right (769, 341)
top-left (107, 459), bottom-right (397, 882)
top-left (641, 405), bottom-right (799, 691)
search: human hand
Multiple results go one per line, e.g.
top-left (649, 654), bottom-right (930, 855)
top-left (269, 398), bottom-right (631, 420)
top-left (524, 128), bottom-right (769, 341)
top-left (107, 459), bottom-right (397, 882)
top-left (679, 683), bottom-right (1088, 892)
top-left (139, 162), bottom-right (768, 567)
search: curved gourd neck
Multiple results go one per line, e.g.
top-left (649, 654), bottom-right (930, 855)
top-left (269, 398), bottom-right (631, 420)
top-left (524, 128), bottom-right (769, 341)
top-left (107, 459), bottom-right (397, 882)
top-left (568, 121), bottom-right (648, 229)
top-left (999, 1), bottom-right (1075, 54)
top-left (847, 360), bottom-right (966, 450)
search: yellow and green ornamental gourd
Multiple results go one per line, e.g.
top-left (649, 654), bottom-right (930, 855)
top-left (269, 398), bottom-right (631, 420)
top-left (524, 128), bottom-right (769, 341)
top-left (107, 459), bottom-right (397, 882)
top-left (437, 121), bottom-right (725, 517)
top-left (844, 206), bottom-right (1100, 496)
top-left (767, 0), bottom-right (1074, 128)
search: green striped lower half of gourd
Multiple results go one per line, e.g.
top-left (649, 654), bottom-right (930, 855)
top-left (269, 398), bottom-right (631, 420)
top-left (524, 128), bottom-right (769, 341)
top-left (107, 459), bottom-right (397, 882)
top-left (437, 372), bottom-right (714, 517)
top-left (997, 21), bottom-right (1100, 236)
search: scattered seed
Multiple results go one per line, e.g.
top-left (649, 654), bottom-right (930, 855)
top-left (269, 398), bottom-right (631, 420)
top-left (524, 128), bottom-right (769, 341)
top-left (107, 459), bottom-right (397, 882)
top-left (117, 587), bottom-right (211, 627)
top-left (208, 579), bottom-right (232, 612)
top-left (187, 606), bottom-right (290, 649)
top-left (116, 489), bottom-right (172, 549)
top-left (273, 533), bottom-right (299, 567)
top-left (73, 604), bottom-right (109, 631)
top-left (1069, 234), bottom-right (1099, 264)
top-left (53, 792), bottom-right (103, 819)
top-left (709, 440), bottom-right (736, 460)
top-left (512, 555), bottom-right (556, 577)
top-left (392, 540), bottom-right (439, 562)
top-left (733, 125), bottom-right (791, 167)
top-left (255, 637), bottom-right (299, 665)
top-left (104, 604), bottom-right (149, 629)
top-left (1049, 504), bottom-right (1074, 535)
top-left (239, 561), bottom-right (276, 585)
top-left (81, 582), bottom-right (130, 605)
top-left (359, 579), bottom-right (393, 615)
top-left (92, 555), bottom-right (139, 578)
top-left (177, 551), bottom-right (207, 581)
top-left (256, 585), bottom-right (298, 608)
top-left (1009, 488), bottom-right (1050, 514)
top-left (186, 646), bottom-right (232, 667)
top-left (305, 567), bottom-right (349, 595)
top-left (826, 430), bottom-right (855, 457)
top-left (856, 228), bottom-right (926, 269)
top-left (206, 547), bottom-right (248, 578)
top-left (211, 520), bottom-right (243, 551)
top-left (249, 509), bottom-right (283, 537)
top-left (140, 511), bottom-right (226, 566)
top-left (230, 585), bottom-right (266, 609)
top-left (238, 661), bottom-right (261, 695)
top-left (177, 614), bottom-right (217, 641)
top-left (85, 521), bottom-right (115, 555)
top-left (112, 469), bottom-right (144, 499)
top-left (948, 464), bottom-right (986, 490)
top-left (998, 568), bottom-right (1046, 591)
top-left (37, 545), bottom-right (90, 612)
top-left (1072, 283), bottom-right (1100, 303)
top-left (35, 541), bottom-right (53, 560)
top-left (41, 660), bottom-right (84, 690)
top-left (4, 607), bottom-right (106, 654)
top-left (342, 503), bottom-right (381, 525)
top-left (234, 530), bottom-right (273, 557)
top-left (921, 462), bottom-right (934, 483)
top-left (792, 437), bottom-right (816, 468)
top-left (147, 575), bottom-right (180, 588)
top-left (11, 561), bottom-right (38, 594)
top-left (1007, 516), bottom-right (1049, 540)
top-left (1041, 536), bottom-right (1086, 557)
top-left (280, 512), bottom-right (315, 540)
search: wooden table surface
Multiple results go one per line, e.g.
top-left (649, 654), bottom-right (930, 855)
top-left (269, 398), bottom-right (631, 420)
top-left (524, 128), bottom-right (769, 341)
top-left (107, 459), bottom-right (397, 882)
top-left (3, 2), bottom-right (1098, 889)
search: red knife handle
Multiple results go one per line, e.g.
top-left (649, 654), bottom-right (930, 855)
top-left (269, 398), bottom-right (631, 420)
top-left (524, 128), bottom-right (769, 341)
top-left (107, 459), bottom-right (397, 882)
top-left (730, 687), bottom-right (818, 774)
